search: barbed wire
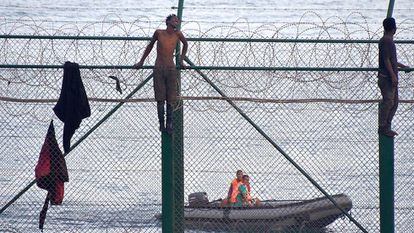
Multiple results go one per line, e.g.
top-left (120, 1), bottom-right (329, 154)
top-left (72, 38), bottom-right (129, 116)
top-left (1, 12), bottom-right (413, 37)
top-left (0, 12), bottom-right (413, 120)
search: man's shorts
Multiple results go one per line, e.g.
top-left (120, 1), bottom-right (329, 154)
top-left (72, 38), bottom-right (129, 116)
top-left (153, 68), bottom-right (178, 102)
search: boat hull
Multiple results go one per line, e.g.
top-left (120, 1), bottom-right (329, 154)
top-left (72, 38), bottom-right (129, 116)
top-left (183, 193), bottom-right (352, 231)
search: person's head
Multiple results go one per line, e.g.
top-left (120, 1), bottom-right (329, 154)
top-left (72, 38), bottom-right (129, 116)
top-left (166, 14), bottom-right (180, 29)
top-left (242, 175), bottom-right (250, 184)
top-left (383, 17), bottom-right (396, 34)
top-left (236, 170), bottom-right (243, 181)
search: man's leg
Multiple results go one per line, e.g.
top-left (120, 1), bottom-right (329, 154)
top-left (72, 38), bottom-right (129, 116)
top-left (154, 69), bottom-right (167, 132)
top-left (378, 77), bottom-right (397, 136)
top-left (166, 102), bottom-right (174, 134)
top-left (387, 86), bottom-right (399, 131)
top-left (157, 101), bottom-right (166, 132)
top-left (165, 69), bottom-right (178, 135)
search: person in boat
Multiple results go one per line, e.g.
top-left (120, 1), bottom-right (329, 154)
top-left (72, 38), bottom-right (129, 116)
top-left (221, 171), bottom-right (261, 207)
top-left (221, 170), bottom-right (243, 207)
top-left (233, 178), bottom-right (250, 207)
top-left (241, 174), bottom-right (261, 206)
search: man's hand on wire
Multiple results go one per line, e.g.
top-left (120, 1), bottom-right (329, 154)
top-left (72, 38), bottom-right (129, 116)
top-left (133, 61), bottom-right (144, 69)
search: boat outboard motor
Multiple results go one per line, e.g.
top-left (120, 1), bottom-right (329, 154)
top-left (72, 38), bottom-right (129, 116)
top-left (188, 192), bottom-right (209, 207)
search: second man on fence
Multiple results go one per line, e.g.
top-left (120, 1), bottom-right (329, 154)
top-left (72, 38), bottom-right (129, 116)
top-left (134, 14), bottom-right (188, 134)
top-left (378, 17), bottom-right (410, 137)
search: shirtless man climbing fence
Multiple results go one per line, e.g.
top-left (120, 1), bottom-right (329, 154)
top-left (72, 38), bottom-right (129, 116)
top-left (134, 14), bottom-right (188, 134)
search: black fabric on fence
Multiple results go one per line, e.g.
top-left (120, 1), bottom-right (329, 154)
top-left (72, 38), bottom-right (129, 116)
top-left (53, 61), bottom-right (91, 153)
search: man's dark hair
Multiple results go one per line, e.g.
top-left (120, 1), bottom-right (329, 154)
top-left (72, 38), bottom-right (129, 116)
top-left (383, 17), bottom-right (396, 32)
top-left (166, 14), bottom-right (177, 25)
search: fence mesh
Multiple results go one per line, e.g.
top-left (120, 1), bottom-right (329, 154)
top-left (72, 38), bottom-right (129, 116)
top-left (1, 19), bottom-right (414, 233)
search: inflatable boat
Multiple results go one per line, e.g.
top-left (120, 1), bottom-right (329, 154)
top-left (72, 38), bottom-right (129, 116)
top-left (174, 193), bottom-right (353, 231)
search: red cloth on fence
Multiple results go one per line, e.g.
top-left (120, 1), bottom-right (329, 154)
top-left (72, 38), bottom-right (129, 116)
top-left (35, 120), bottom-right (69, 231)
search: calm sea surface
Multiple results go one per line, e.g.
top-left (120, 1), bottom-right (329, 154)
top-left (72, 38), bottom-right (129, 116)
top-left (0, 0), bottom-right (413, 37)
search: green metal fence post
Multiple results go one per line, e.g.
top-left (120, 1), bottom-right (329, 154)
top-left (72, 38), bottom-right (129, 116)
top-left (387, 0), bottom-right (395, 17)
top-left (379, 133), bottom-right (395, 233)
top-left (173, 1), bottom-right (185, 232)
top-left (162, 132), bottom-right (174, 233)
top-left (172, 111), bottom-right (184, 233)
top-left (381, 2), bottom-right (395, 231)
top-left (161, 1), bottom-right (185, 231)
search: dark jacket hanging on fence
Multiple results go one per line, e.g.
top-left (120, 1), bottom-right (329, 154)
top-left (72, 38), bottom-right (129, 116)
top-left (35, 120), bottom-right (69, 231)
top-left (53, 61), bottom-right (91, 153)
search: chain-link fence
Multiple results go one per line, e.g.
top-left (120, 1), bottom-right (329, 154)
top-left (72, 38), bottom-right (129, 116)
top-left (1, 20), bottom-right (414, 233)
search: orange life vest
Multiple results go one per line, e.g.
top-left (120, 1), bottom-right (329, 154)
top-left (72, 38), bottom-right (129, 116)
top-left (229, 179), bottom-right (242, 203)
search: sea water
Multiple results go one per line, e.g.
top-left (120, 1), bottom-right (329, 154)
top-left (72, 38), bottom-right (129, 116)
top-left (0, 0), bottom-right (413, 37)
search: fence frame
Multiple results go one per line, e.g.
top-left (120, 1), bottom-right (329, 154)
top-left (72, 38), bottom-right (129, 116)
top-left (1, 32), bottom-right (413, 232)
